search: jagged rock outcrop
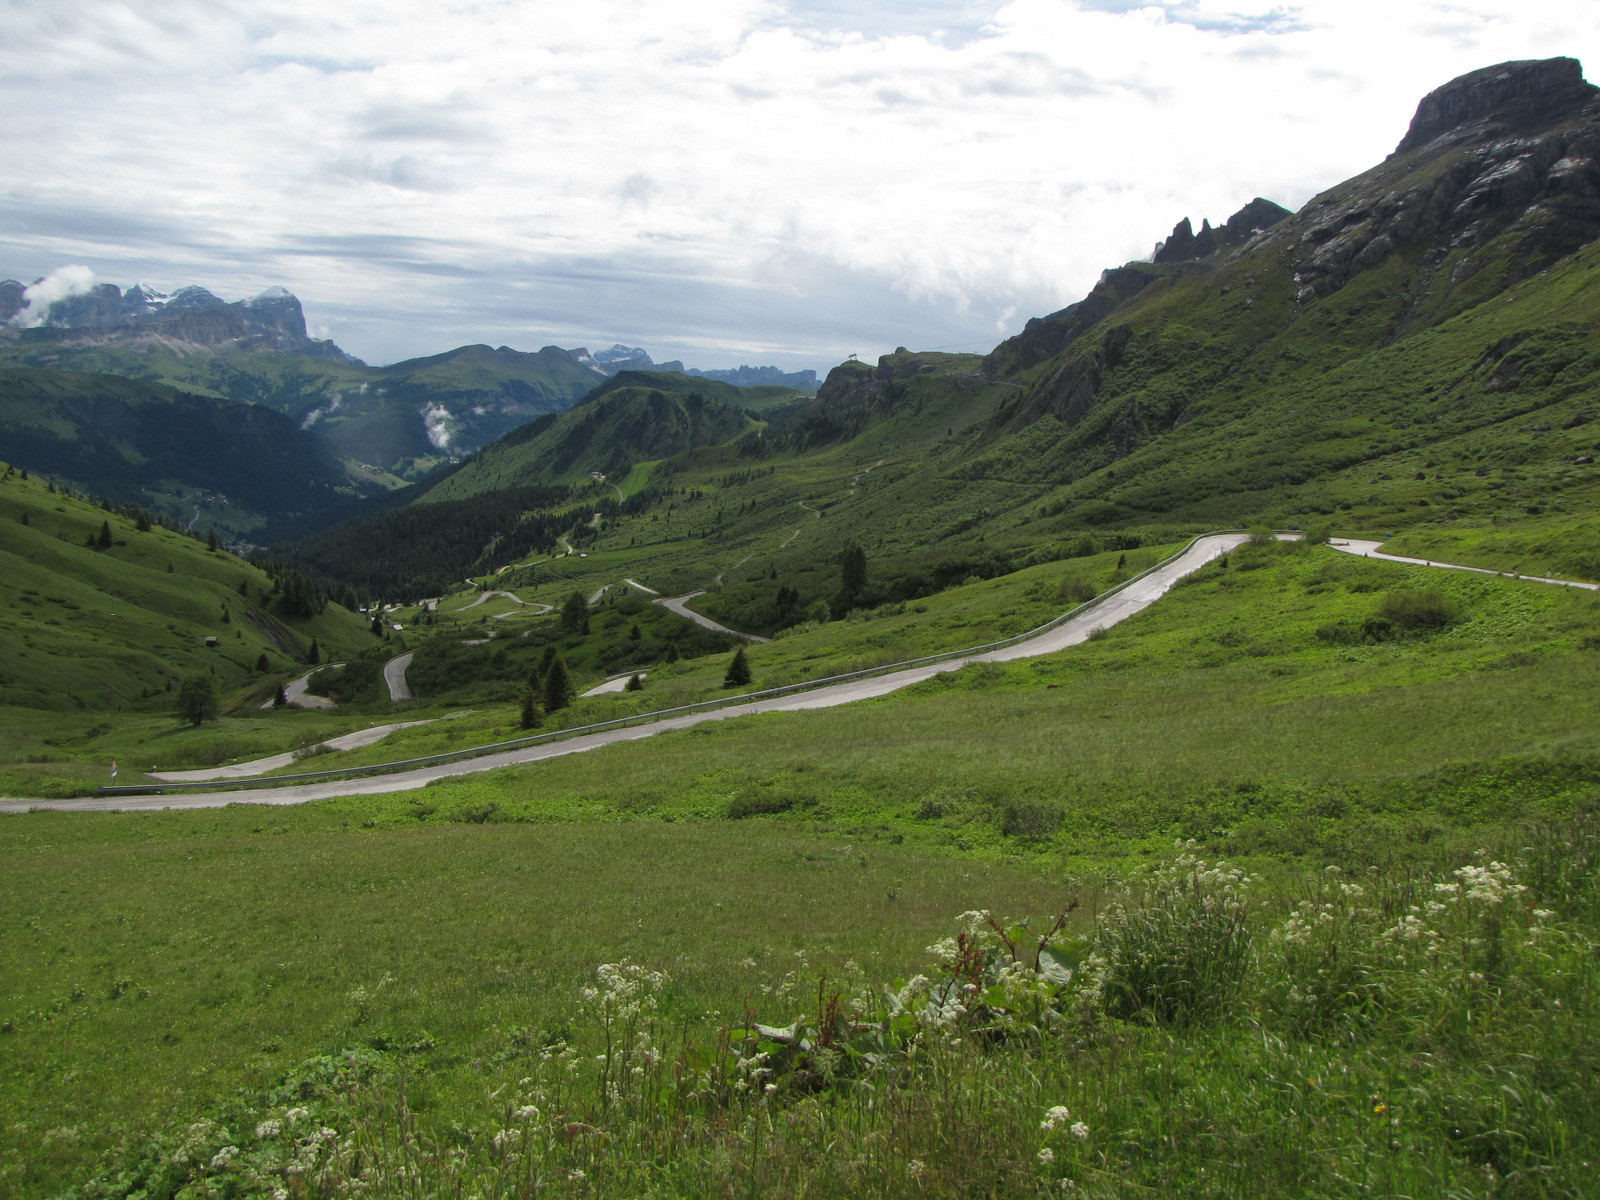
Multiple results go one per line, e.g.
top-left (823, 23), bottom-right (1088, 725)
top-left (2, 279), bottom-right (359, 363)
top-left (1152, 198), bottom-right (1293, 264)
top-left (984, 266), bottom-right (1158, 378)
top-left (1285, 58), bottom-right (1600, 304)
top-left (987, 324), bottom-right (1132, 437)
top-left (1395, 57), bottom-right (1596, 156)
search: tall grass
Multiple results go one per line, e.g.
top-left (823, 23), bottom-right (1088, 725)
top-left (71, 811), bottom-right (1600, 1198)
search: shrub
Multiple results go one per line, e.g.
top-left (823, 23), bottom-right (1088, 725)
top-left (726, 791), bottom-right (802, 819)
top-left (1081, 846), bottom-right (1253, 1027)
top-left (1379, 589), bottom-right (1461, 631)
top-left (1056, 577), bottom-right (1096, 605)
top-left (998, 799), bottom-right (1064, 839)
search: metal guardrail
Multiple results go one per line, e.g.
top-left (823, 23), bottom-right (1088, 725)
top-left (98, 529), bottom-right (1259, 797)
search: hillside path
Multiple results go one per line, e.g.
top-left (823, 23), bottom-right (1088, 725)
top-left (151, 721), bottom-right (435, 782)
top-left (1328, 538), bottom-right (1599, 590)
top-left (654, 591), bottom-right (772, 643)
top-left (17, 533), bottom-right (1585, 814)
top-left (8, 533), bottom-right (1251, 812)
top-left (384, 651), bottom-right (414, 702)
top-left (580, 672), bottom-right (648, 698)
top-left (258, 665), bottom-right (341, 710)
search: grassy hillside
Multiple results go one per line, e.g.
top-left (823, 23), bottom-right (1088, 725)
top-left (0, 367), bottom-right (359, 538)
top-left (420, 372), bottom-right (763, 500)
top-left (0, 339), bottom-right (603, 479)
top-left (6, 542), bottom-right (1600, 1194)
top-left (0, 466), bottom-right (373, 795)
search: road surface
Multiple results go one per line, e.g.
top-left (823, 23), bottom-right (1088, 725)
top-left (257, 665), bottom-right (341, 710)
top-left (151, 720), bottom-right (435, 782)
top-left (714, 555), bottom-right (751, 588)
top-left (654, 591), bottom-right (771, 642)
top-left (384, 651), bottom-right (415, 702)
top-left (12, 531), bottom-right (1582, 815)
top-left (4, 533), bottom-right (1249, 812)
top-left (580, 672), bottom-right (648, 698)
top-left (1328, 539), bottom-right (1598, 590)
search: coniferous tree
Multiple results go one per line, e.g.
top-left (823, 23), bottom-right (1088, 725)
top-left (19, 512), bottom-right (27, 526)
top-left (370, 614), bottom-right (384, 637)
top-left (207, 527), bottom-right (219, 552)
top-left (629, 623), bottom-right (642, 641)
top-left (176, 675), bottom-right (220, 727)
top-left (839, 541), bottom-right (867, 599)
top-left (255, 653), bottom-right (270, 672)
top-left (723, 645), bottom-right (752, 688)
top-left (526, 661), bottom-right (543, 695)
top-left (543, 655), bottom-right (573, 711)
top-left (664, 643), bottom-right (680, 664)
top-left (274, 685), bottom-right (288, 707)
top-left (519, 686), bottom-right (544, 729)
top-left (625, 673), bottom-right (644, 692)
top-left (308, 638), bottom-right (321, 665)
top-left (561, 590), bottom-right (588, 634)
top-left (98, 520), bottom-right (113, 549)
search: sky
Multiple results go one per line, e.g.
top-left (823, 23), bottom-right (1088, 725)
top-left (1, 1), bottom-right (1597, 371)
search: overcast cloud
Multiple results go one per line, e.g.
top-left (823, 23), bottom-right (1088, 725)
top-left (1, 0), bottom-right (1596, 370)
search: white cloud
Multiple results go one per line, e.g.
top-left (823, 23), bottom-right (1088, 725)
top-left (11, 264), bottom-right (97, 327)
top-left (0, 1), bottom-right (1596, 367)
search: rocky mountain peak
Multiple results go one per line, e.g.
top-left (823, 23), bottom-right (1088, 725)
top-left (1394, 57), bottom-right (1597, 157)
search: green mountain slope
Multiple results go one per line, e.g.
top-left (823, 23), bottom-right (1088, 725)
top-left (0, 467), bottom-right (370, 715)
top-left (0, 366), bottom-right (358, 536)
top-left (0, 335), bottom-right (604, 478)
top-left (420, 371), bottom-right (763, 500)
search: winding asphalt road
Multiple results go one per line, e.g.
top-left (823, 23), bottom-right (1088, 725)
top-left (3, 532), bottom-right (1245, 812)
top-left (654, 591), bottom-right (772, 643)
top-left (384, 651), bottom-right (415, 702)
top-left (9, 532), bottom-right (1589, 814)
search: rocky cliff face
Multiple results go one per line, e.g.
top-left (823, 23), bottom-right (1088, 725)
top-left (1394, 57), bottom-right (1596, 156)
top-left (1270, 58), bottom-right (1600, 306)
top-left (1, 279), bottom-right (358, 363)
top-left (983, 57), bottom-right (1600, 447)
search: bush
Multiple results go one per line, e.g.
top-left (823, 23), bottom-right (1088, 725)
top-left (1085, 847), bottom-right (1253, 1027)
top-left (1379, 589), bottom-right (1462, 631)
top-left (1056, 577), bottom-right (1097, 605)
top-left (726, 791), bottom-right (804, 819)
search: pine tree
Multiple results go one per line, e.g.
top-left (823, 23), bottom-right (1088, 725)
top-left (839, 541), bottom-right (867, 598)
top-left (665, 643), bottom-right (680, 664)
top-left (526, 662), bottom-right (543, 695)
top-left (207, 527), bottom-right (219, 552)
top-left (370, 614), bottom-right (384, 637)
top-left (519, 686), bottom-right (544, 729)
top-left (274, 686), bottom-right (288, 707)
top-left (19, 512), bottom-right (27, 526)
top-left (723, 645), bottom-right (752, 688)
top-left (308, 638), bottom-right (321, 665)
top-left (629, 623), bottom-right (642, 641)
top-left (543, 655), bottom-right (573, 711)
top-left (238, 578), bottom-right (250, 596)
top-left (98, 520), bottom-right (113, 549)
top-left (176, 675), bottom-right (220, 727)
top-left (561, 590), bottom-right (588, 634)
top-left (255, 653), bottom-right (270, 672)
top-left (625, 673), bottom-right (644, 692)
top-left (220, 608), bottom-right (231, 624)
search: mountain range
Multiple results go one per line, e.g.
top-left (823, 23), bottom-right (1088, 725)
top-left (3, 57), bottom-right (1598, 598)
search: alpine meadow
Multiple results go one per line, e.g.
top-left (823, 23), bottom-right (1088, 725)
top-left (6, 41), bottom-right (1600, 1200)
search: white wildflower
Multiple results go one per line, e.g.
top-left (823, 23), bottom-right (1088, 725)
top-left (1070, 1122), bottom-right (1089, 1140)
top-left (1041, 1105), bottom-right (1072, 1131)
top-left (1038, 1146), bottom-right (1056, 1165)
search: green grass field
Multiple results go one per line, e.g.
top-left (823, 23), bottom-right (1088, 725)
top-left (5, 541), bottom-right (1600, 1195)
